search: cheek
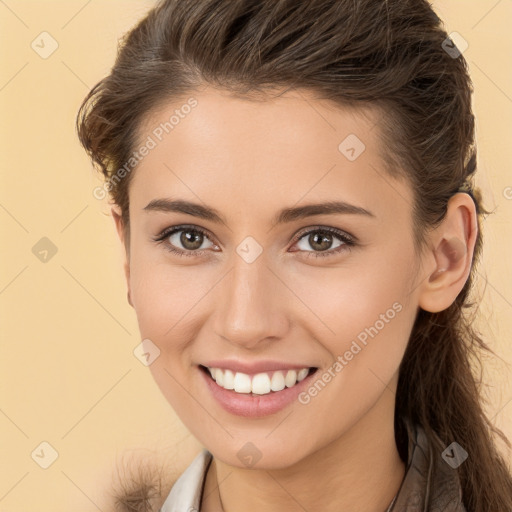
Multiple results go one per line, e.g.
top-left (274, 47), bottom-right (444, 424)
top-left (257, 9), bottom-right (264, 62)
top-left (290, 247), bottom-right (417, 400)
top-left (128, 242), bottom-right (212, 336)
top-left (287, 273), bottom-right (416, 454)
top-left (291, 250), bottom-right (416, 345)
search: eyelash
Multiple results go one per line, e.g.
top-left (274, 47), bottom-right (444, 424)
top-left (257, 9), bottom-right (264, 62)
top-left (153, 224), bottom-right (355, 259)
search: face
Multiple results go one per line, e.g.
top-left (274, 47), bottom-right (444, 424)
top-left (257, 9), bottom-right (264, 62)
top-left (117, 87), bottom-right (427, 469)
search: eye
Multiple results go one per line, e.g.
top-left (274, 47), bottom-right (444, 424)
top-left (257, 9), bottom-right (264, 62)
top-left (291, 227), bottom-right (355, 259)
top-left (153, 225), bottom-right (355, 259)
top-left (153, 225), bottom-right (217, 257)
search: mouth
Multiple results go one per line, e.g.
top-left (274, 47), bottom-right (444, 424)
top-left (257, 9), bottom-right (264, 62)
top-left (199, 364), bottom-right (318, 396)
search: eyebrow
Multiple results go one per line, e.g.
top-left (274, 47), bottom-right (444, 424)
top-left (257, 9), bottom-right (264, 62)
top-left (143, 198), bottom-right (375, 227)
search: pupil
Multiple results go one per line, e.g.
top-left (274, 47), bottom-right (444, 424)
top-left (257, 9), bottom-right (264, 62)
top-left (311, 232), bottom-right (331, 251)
top-left (181, 230), bottom-right (203, 250)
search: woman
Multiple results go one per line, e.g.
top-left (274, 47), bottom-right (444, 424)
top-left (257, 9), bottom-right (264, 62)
top-left (76, 0), bottom-right (512, 510)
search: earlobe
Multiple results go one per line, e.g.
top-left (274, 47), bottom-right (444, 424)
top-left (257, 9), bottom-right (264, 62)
top-left (418, 193), bottom-right (478, 313)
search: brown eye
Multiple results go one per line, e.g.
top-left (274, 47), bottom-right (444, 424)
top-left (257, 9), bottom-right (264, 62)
top-left (155, 225), bottom-right (216, 257)
top-left (304, 232), bottom-right (337, 252)
top-left (292, 227), bottom-right (355, 259)
top-left (171, 229), bottom-right (206, 251)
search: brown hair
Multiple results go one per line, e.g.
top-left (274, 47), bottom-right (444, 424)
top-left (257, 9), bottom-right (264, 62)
top-left (76, 0), bottom-right (512, 510)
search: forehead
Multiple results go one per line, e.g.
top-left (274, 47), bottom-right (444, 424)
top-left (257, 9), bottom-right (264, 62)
top-left (129, 87), bottom-right (413, 226)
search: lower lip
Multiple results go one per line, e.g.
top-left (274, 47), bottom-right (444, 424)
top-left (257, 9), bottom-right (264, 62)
top-left (199, 366), bottom-right (318, 417)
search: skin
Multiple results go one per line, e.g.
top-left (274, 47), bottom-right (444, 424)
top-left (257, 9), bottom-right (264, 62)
top-left (112, 87), bottom-right (477, 512)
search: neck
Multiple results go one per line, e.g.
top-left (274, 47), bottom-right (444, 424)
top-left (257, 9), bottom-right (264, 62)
top-left (202, 376), bottom-right (405, 512)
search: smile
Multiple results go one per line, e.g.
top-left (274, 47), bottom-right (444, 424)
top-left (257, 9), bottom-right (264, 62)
top-left (204, 366), bottom-right (314, 395)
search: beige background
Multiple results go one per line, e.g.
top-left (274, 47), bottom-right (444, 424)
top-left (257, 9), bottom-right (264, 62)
top-left (1, 1), bottom-right (511, 510)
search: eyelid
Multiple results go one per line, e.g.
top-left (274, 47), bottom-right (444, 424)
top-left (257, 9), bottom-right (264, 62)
top-left (153, 224), bottom-right (356, 257)
top-left (153, 224), bottom-right (217, 250)
top-left (292, 225), bottom-right (356, 245)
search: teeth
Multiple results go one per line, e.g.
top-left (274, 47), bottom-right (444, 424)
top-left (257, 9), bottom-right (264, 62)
top-left (297, 368), bottom-right (309, 382)
top-left (207, 366), bottom-right (311, 395)
top-left (223, 369), bottom-right (235, 390)
top-left (285, 370), bottom-right (297, 387)
top-left (233, 372), bottom-right (252, 393)
top-left (251, 373), bottom-right (271, 395)
top-left (270, 371), bottom-right (285, 392)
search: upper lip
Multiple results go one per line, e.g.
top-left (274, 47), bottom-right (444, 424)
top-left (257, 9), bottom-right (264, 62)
top-left (200, 359), bottom-right (316, 375)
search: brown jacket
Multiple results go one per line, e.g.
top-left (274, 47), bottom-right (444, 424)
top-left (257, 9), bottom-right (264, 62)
top-left (159, 419), bottom-right (466, 511)
top-left (388, 418), bottom-right (467, 511)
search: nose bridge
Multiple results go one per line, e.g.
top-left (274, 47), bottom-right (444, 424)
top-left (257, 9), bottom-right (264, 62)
top-left (213, 249), bottom-right (287, 348)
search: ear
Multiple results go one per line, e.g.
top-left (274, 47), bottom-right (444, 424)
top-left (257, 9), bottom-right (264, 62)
top-left (417, 192), bottom-right (478, 313)
top-left (111, 206), bottom-right (133, 308)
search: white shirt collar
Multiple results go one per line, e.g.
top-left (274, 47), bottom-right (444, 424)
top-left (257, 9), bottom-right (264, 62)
top-left (159, 449), bottom-right (213, 512)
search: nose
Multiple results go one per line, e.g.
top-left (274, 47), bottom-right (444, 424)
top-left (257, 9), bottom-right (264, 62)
top-left (212, 251), bottom-right (289, 350)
